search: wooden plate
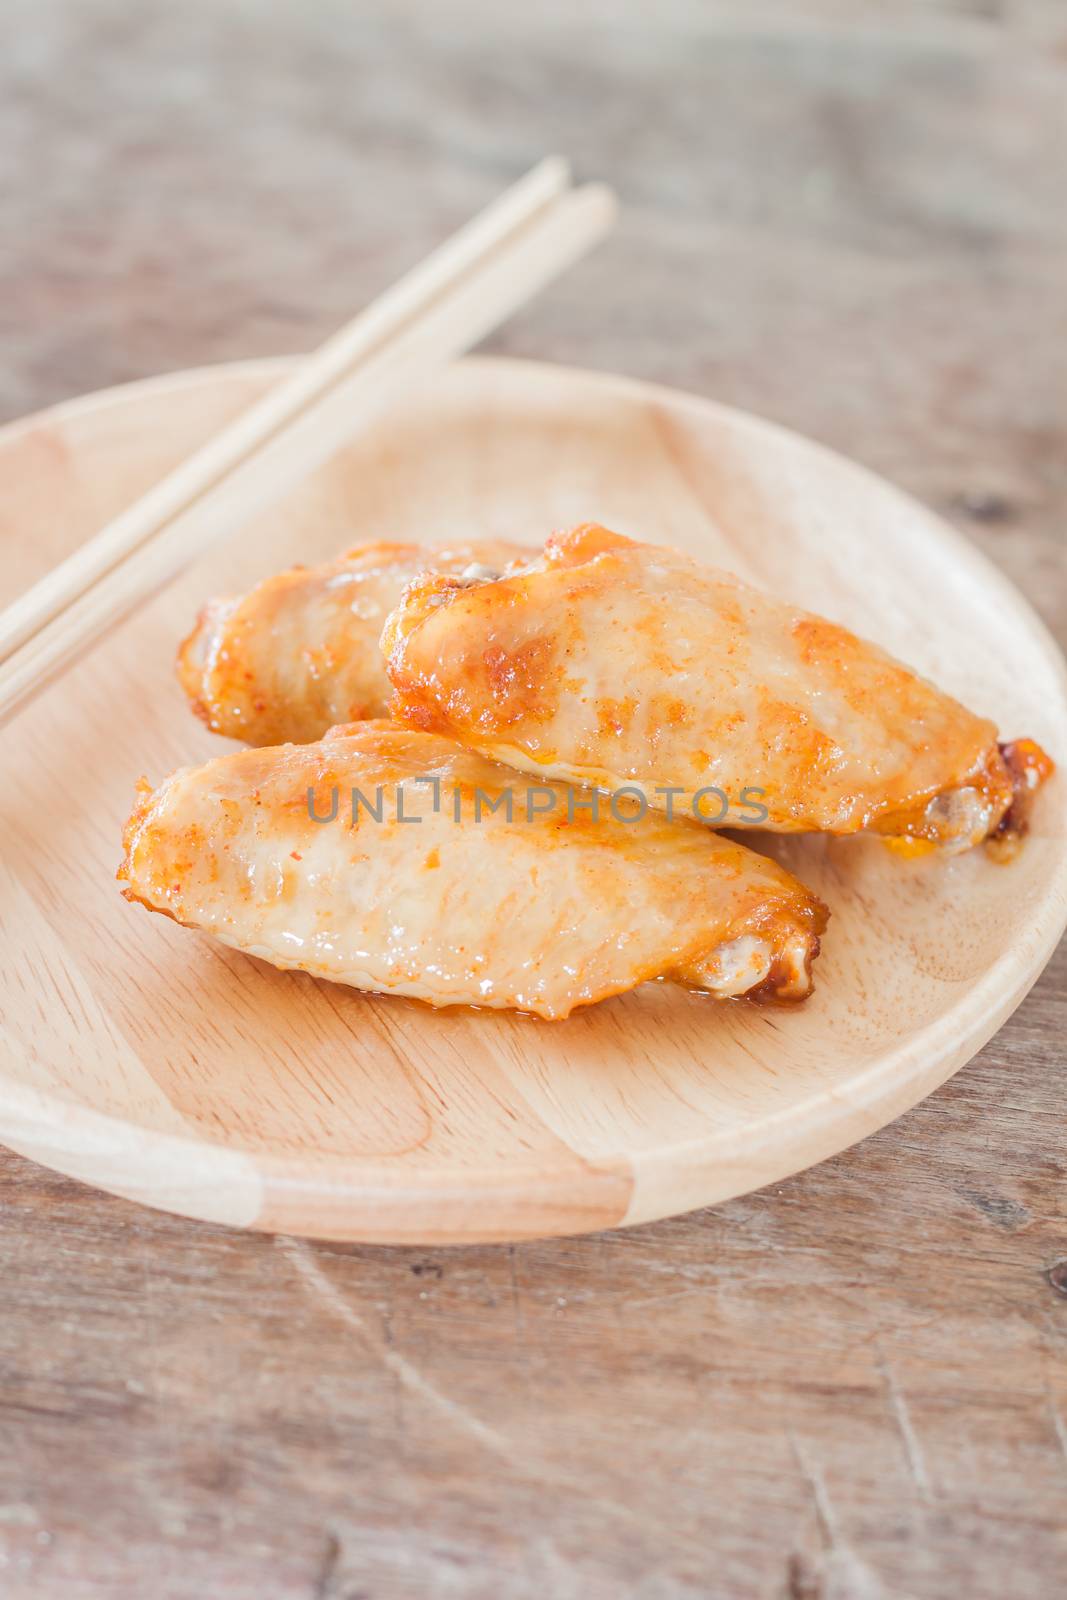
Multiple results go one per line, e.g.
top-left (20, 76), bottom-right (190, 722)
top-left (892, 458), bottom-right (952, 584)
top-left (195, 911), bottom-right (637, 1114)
top-left (2, 357), bottom-right (1065, 1243)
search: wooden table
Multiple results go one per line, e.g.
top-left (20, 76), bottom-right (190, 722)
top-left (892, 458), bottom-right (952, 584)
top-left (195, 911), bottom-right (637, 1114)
top-left (2, 4), bottom-right (1065, 1595)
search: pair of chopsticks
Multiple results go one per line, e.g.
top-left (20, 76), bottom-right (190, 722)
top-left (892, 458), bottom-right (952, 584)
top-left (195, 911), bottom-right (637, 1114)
top-left (0, 157), bottom-right (616, 729)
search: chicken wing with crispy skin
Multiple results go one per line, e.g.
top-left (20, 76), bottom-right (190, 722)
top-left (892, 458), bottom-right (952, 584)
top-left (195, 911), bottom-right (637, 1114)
top-left (119, 722), bottom-right (828, 1019)
top-left (383, 524), bottom-right (1053, 851)
top-left (177, 539), bottom-right (529, 746)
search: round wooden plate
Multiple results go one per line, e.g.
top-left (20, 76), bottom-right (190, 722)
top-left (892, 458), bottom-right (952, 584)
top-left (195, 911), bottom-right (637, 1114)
top-left (2, 357), bottom-right (1065, 1243)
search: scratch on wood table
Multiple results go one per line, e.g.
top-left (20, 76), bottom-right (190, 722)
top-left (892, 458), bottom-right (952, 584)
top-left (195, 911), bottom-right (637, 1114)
top-left (277, 1237), bottom-right (519, 1462)
top-left (876, 1347), bottom-right (933, 1502)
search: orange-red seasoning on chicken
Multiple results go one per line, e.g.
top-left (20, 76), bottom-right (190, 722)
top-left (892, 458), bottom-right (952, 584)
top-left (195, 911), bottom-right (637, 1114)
top-left (119, 722), bottom-right (828, 1020)
top-left (177, 539), bottom-right (531, 746)
top-left (383, 525), bottom-right (1054, 851)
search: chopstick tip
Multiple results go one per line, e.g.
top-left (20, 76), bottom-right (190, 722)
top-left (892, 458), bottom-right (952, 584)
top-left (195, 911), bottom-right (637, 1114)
top-left (534, 153), bottom-right (572, 189)
top-left (582, 181), bottom-right (619, 218)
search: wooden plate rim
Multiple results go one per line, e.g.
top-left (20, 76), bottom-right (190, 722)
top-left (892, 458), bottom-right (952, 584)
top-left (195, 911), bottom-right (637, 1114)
top-left (2, 355), bottom-right (1066, 1240)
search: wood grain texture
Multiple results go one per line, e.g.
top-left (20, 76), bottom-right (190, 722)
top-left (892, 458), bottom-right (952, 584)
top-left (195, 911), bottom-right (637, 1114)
top-left (3, 354), bottom-right (1064, 1247)
top-left (1, 2), bottom-right (1065, 1596)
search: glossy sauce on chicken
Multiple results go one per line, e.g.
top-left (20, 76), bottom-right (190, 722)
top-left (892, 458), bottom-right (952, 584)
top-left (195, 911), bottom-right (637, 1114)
top-left (383, 525), bottom-right (1053, 849)
top-left (177, 539), bottom-right (530, 746)
top-left (119, 723), bottom-right (828, 1019)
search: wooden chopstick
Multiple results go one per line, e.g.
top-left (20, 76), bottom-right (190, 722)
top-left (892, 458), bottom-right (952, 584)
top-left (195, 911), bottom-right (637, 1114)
top-left (0, 160), bottom-right (616, 727)
top-left (0, 156), bottom-right (570, 666)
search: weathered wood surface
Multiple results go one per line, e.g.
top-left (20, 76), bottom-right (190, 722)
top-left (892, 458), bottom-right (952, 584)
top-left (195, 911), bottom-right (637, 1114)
top-left (1, 2), bottom-right (1065, 1596)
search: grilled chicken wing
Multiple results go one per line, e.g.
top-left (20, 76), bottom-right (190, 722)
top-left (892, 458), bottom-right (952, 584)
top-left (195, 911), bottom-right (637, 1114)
top-left (383, 524), bottom-right (1053, 851)
top-left (119, 722), bottom-right (828, 1019)
top-left (177, 539), bottom-right (529, 746)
